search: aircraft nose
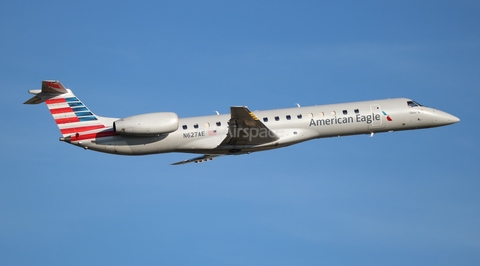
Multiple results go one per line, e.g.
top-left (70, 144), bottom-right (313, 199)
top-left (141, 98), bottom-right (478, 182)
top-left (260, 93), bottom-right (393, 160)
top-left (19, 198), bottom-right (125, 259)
top-left (450, 114), bottom-right (460, 123)
top-left (433, 110), bottom-right (460, 125)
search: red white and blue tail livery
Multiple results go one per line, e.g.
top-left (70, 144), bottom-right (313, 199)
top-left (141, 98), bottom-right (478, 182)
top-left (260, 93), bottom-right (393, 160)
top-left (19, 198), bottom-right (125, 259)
top-left (25, 81), bottom-right (116, 141)
top-left (25, 80), bottom-right (460, 165)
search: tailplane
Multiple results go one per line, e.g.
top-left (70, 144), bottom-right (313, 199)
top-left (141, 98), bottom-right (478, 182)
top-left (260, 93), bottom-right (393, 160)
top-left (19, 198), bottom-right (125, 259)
top-left (25, 80), bottom-right (108, 137)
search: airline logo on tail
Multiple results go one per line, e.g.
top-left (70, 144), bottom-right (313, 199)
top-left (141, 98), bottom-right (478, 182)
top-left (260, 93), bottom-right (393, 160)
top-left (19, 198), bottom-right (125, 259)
top-left (24, 80), bottom-right (107, 137)
top-left (45, 96), bottom-right (105, 135)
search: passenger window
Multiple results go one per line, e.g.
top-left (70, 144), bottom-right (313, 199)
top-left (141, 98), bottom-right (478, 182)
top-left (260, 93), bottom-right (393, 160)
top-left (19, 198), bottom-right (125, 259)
top-left (331, 111), bottom-right (336, 116)
top-left (216, 122), bottom-right (221, 126)
top-left (343, 110), bottom-right (348, 115)
top-left (354, 109), bottom-right (359, 114)
top-left (308, 113), bottom-right (313, 118)
top-left (194, 124), bottom-right (199, 129)
top-left (182, 125), bottom-right (187, 130)
top-left (275, 116), bottom-right (280, 121)
top-left (286, 115), bottom-right (291, 120)
top-left (297, 114), bottom-right (302, 119)
top-left (205, 122), bottom-right (210, 128)
top-left (319, 112), bottom-right (324, 117)
top-left (263, 117), bottom-right (268, 122)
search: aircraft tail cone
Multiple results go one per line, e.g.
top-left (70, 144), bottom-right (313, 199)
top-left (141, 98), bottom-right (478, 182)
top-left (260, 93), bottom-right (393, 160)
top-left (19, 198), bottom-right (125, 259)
top-left (59, 136), bottom-right (71, 143)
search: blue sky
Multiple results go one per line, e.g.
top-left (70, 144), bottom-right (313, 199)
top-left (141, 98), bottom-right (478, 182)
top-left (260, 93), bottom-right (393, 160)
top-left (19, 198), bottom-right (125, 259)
top-left (1, 0), bottom-right (479, 265)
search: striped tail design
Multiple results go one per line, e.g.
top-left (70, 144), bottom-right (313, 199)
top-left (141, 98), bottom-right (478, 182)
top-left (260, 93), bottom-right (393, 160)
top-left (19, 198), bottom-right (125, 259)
top-left (46, 95), bottom-right (106, 137)
top-left (25, 80), bottom-right (108, 137)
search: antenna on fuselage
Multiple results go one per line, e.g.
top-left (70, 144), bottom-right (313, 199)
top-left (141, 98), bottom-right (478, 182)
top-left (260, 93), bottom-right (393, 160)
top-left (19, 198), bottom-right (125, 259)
top-left (215, 111), bottom-right (220, 115)
top-left (296, 103), bottom-right (301, 107)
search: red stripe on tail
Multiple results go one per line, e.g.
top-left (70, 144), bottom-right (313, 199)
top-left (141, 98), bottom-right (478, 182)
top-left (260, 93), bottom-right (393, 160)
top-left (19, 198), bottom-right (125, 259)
top-left (55, 117), bottom-right (80, 124)
top-left (49, 107), bottom-right (73, 114)
top-left (45, 98), bottom-right (67, 104)
top-left (71, 130), bottom-right (116, 141)
top-left (60, 125), bottom-right (105, 134)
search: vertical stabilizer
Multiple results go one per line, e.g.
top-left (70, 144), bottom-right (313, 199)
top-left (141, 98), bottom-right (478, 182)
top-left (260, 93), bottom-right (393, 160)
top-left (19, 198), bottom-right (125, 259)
top-left (25, 80), bottom-right (107, 137)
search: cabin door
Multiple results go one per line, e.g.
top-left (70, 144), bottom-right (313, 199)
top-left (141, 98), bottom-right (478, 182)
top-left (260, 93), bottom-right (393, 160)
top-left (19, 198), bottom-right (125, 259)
top-left (370, 104), bottom-right (383, 127)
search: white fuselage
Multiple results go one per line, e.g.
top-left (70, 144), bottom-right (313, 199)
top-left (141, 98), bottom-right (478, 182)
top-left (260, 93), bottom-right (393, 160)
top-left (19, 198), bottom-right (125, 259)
top-left (73, 98), bottom-right (459, 156)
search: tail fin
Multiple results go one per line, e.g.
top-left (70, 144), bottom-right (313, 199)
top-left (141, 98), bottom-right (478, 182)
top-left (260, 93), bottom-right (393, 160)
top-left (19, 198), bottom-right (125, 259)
top-left (25, 80), bottom-right (107, 137)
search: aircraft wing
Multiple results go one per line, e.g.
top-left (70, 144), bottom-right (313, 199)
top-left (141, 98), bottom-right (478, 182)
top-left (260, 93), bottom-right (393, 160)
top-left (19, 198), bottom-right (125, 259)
top-left (171, 154), bottom-right (222, 165)
top-left (218, 106), bottom-right (279, 146)
top-left (173, 107), bottom-right (278, 165)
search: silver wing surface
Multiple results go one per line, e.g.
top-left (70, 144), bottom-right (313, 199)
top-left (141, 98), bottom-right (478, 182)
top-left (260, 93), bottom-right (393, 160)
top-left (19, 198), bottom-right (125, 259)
top-left (218, 106), bottom-right (279, 146)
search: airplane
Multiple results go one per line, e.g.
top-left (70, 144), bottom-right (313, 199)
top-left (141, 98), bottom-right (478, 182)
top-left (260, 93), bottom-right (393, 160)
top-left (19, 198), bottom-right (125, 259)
top-left (25, 80), bottom-right (460, 165)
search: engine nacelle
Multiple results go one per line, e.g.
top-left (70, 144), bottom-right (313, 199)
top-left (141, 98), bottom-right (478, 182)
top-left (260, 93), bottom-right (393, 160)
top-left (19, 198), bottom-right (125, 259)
top-left (113, 112), bottom-right (179, 136)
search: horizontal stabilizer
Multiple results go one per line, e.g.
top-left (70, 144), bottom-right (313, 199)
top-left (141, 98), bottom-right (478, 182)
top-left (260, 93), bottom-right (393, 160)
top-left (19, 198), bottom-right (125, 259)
top-left (24, 95), bottom-right (45, 104)
top-left (24, 80), bottom-right (68, 104)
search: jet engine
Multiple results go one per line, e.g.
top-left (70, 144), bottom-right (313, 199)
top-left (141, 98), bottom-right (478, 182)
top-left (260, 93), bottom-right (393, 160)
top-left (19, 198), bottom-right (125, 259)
top-left (113, 112), bottom-right (179, 136)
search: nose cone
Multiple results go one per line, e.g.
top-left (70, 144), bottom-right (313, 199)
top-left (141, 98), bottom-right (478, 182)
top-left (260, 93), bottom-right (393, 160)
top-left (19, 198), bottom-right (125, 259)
top-left (449, 114), bottom-right (460, 124)
top-left (434, 110), bottom-right (460, 125)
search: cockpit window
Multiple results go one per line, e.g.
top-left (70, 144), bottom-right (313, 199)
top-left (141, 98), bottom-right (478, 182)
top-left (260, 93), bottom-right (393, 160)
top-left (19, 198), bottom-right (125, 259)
top-left (407, 100), bottom-right (422, 107)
